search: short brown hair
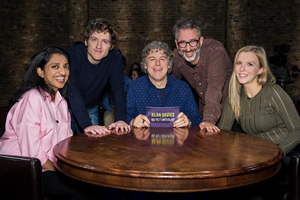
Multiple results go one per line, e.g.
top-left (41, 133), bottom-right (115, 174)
top-left (84, 18), bottom-right (117, 46)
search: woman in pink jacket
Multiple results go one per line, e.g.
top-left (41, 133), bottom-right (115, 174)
top-left (0, 46), bottom-right (92, 199)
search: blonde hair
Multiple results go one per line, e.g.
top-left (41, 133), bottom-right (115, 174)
top-left (229, 45), bottom-right (276, 121)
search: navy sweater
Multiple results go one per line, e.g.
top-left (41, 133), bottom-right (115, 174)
top-left (67, 43), bottom-right (126, 129)
top-left (127, 75), bottom-right (202, 126)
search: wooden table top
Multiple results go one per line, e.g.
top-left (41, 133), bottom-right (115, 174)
top-left (53, 127), bottom-right (283, 192)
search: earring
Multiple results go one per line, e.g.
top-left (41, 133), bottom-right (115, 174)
top-left (41, 76), bottom-right (44, 78)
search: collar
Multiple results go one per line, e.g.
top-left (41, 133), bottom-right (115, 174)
top-left (40, 89), bottom-right (64, 106)
top-left (146, 75), bottom-right (171, 89)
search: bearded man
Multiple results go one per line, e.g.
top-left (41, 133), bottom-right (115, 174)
top-left (172, 17), bottom-right (232, 132)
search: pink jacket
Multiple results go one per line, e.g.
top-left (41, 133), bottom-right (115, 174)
top-left (0, 89), bottom-right (73, 165)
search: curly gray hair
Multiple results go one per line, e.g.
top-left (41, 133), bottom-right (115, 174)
top-left (141, 41), bottom-right (174, 74)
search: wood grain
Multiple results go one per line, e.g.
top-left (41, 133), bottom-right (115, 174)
top-left (54, 127), bottom-right (283, 192)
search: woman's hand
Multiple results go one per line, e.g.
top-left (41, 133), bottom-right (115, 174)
top-left (130, 114), bottom-right (150, 128)
top-left (174, 112), bottom-right (191, 128)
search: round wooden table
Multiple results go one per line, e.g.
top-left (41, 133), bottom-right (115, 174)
top-left (53, 127), bottom-right (283, 192)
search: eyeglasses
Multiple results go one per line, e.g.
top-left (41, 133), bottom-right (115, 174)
top-left (177, 38), bottom-right (200, 48)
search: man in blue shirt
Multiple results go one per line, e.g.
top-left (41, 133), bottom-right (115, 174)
top-left (67, 18), bottom-right (130, 134)
top-left (127, 41), bottom-right (202, 127)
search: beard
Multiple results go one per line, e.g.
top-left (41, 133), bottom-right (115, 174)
top-left (178, 46), bottom-right (201, 63)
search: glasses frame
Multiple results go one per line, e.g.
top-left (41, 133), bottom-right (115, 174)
top-left (177, 38), bottom-right (200, 48)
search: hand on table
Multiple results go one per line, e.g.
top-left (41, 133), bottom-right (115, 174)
top-left (174, 112), bottom-right (191, 128)
top-left (85, 132), bottom-right (110, 138)
top-left (84, 125), bottom-right (111, 135)
top-left (109, 120), bottom-right (131, 132)
top-left (199, 121), bottom-right (220, 133)
top-left (130, 114), bottom-right (150, 128)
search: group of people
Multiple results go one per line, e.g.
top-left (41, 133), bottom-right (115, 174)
top-left (0, 16), bottom-right (299, 199)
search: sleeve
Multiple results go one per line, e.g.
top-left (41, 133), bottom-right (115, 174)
top-left (182, 83), bottom-right (202, 126)
top-left (15, 93), bottom-right (48, 165)
top-left (203, 47), bottom-right (231, 124)
top-left (257, 85), bottom-right (300, 155)
top-left (102, 88), bottom-right (113, 112)
top-left (109, 53), bottom-right (127, 122)
top-left (217, 97), bottom-right (235, 130)
top-left (67, 104), bottom-right (74, 137)
top-left (67, 63), bottom-right (92, 130)
top-left (126, 83), bottom-right (138, 124)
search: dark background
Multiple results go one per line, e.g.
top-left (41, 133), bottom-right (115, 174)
top-left (0, 0), bottom-right (299, 106)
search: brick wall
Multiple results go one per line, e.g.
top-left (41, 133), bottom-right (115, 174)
top-left (89, 0), bottom-right (227, 72)
top-left (0, 0), bottom-right (300, 106)
top-left (0, 0), bottom-right (69, 106)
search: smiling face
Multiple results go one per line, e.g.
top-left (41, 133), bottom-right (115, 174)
top-left (85, 31), bottom-right (113, 64)
top-left (175, 28), bottom-right (203, 65)
top-left (145, 49), bottom-right (170, 88)
top-left (234, 51), bottom-right (264, 88)
top-left (37, 53), bottom-right (69, 93)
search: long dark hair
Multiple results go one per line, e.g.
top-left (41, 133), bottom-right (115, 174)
top-left (15, 46), bottom-right (70, 102)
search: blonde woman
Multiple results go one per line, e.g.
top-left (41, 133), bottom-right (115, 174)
top-left (218, 45), bottom-right (300, 156)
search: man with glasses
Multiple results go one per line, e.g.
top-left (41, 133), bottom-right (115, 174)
top-left (67, 18), bottom-right (130, 135)
top-left (172, 17), bottom-right (232, 132)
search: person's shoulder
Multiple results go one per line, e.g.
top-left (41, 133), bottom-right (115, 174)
top-left (263, 82), bottom-right (281, 91)
top-left (204, 38), bottom-right (223, 45)
top-left (173, 48), bottom-right (181, 58)
top-left (104, 49), bottom-right (123, 66)
top-left (128, 76), bottom-right (147, 89)
top-left (262, 83), bottom-right (287, 98)
top-left (67, 42), bottom-right (85, 53)
top-left (107, 49), bottom-right (121, 58)
top-left (17, 89), bottom-right (46, 109)
top-left (124, 75), bottom-right (131, 83)
top-left (203, 38), bottom-right (226, 51)
top-left (172, 49), bottom-right (185, 68)
top-left (22, 89), bottom-right (42, 99)
top-left (168, 75), bottom-right (189, 87)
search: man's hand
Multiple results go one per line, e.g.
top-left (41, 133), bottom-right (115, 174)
top-left (109, 120), bottom-right (131, 132)
top-left (199, 121), bottom-right (220, 133)
top-left (130, 114), bottom-right (150, 128)
top-left (84, 125), bottom-right (111, 135)
top-left (174, 112), bottom-right (191, 128)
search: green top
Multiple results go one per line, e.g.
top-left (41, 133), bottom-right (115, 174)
top-left (218, 83), bottom-right (300, 156)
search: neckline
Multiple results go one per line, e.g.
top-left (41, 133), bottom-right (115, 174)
top-left (244, 85), bottom-right (263, 99)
